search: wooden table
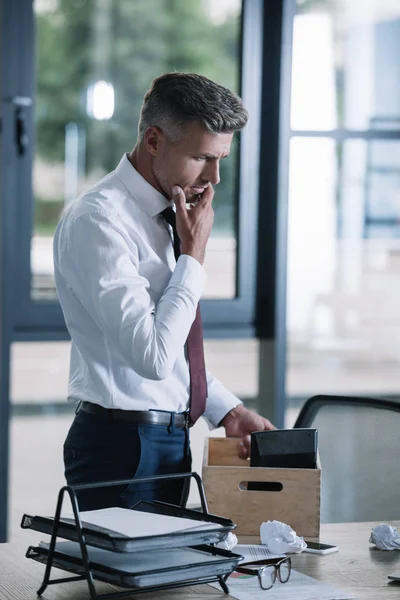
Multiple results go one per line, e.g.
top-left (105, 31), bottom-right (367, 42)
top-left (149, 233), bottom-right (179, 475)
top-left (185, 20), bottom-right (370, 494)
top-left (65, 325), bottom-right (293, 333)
top-left (1, 521), bottom-right (399, 599)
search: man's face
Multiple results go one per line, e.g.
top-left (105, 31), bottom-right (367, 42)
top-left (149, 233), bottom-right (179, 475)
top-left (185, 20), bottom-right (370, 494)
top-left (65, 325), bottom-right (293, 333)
top-left (146, 121), bottom-right (233, 201)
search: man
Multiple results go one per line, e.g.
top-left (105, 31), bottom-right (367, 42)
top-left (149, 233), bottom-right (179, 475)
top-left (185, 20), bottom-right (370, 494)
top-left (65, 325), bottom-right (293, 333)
top-left (54, 72), bottom-right (275, 511)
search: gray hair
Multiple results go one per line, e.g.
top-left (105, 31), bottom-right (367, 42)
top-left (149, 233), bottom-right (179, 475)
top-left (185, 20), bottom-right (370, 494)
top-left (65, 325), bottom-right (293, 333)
top-left (138, 72), bottom-right (248, 141)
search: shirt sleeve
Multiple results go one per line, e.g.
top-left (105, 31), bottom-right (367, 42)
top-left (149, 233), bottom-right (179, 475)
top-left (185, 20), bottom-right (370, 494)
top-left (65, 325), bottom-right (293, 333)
top-left (58, 210), bottom-right (207, 381)
top-left (202, 369), bottom-right (242, 428)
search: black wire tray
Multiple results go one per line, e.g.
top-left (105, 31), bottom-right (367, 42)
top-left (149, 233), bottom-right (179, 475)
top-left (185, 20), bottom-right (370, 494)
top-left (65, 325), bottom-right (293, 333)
top-left (22, 471), bottom-right (239, 599)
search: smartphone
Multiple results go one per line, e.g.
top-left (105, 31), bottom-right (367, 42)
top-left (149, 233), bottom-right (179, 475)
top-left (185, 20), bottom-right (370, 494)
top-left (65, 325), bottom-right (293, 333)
top-left (303, 541), bottom-right (339, 555)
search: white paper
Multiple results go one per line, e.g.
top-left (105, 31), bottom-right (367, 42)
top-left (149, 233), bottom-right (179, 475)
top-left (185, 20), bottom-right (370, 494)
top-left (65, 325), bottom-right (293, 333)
top-left (370, 524), bottom-right (400, 550)
top-left (217, 532), bottom-right (238, 551)
top-left (64, 507), bottom-right (221, 538)
top-left (260, 520), bottom-right (307, 554)
top-left (235, 544), bottom-right (284, 563)
top-left (209, 569), bottom-right (357, 600)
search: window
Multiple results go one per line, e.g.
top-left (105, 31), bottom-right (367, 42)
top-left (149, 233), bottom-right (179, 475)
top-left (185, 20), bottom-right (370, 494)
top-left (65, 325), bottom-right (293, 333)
top-left (11, 0), bottom-right (262, 338)
top-left (31, 0), bottom-right (242, 304)
top-left (286, 0), bottom-right (400, 419)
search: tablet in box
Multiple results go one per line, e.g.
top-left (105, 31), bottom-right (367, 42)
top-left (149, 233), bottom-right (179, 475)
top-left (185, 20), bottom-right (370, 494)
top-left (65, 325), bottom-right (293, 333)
top-left (250, 428), bottom-right (318, 469)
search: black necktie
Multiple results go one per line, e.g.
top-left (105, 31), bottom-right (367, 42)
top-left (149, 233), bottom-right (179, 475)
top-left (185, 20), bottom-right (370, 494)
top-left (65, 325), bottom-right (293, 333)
top-left (162, 207), bottom-right (207, 425)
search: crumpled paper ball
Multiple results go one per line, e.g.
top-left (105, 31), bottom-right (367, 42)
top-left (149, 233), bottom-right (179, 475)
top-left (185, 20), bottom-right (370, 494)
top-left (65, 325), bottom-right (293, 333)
top-left (370, 524), bottom-right (400, 550)
top-left (217, 532), bottom-right (238, 551)
top-left (260, 520), bottom-right (307, 554)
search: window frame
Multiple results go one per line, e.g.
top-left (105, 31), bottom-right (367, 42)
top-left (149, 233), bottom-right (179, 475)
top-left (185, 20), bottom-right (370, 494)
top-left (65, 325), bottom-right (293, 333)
top-left (1, 0), bottom-right (291, 541)
top-left (0, 0), bottom-right (35, 542)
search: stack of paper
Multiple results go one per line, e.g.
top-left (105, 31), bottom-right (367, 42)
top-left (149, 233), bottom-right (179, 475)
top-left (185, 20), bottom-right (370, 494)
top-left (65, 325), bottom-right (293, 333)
top-left (72, 507), bottom-right (222, 537)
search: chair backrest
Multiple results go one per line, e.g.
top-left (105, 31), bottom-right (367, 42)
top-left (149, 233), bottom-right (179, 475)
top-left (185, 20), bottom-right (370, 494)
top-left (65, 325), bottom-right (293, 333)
top-left (294, 394), bottom-right (400, 523)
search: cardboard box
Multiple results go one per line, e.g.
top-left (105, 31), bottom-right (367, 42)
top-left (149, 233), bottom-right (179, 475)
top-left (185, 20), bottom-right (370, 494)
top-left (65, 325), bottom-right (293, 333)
top-left (202, 437), bottom-right (321, 537)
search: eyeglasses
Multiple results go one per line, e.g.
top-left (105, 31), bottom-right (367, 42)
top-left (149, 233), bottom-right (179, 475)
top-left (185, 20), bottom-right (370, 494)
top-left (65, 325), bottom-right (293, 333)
top-left (236, 556), bottom-right (291, 590)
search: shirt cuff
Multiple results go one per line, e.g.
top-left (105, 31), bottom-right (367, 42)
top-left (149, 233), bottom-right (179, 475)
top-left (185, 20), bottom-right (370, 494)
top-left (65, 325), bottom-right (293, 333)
top-left (170, 254), bottom-right (207, 300)
top-left (204, 389), bottom-right (243, 429)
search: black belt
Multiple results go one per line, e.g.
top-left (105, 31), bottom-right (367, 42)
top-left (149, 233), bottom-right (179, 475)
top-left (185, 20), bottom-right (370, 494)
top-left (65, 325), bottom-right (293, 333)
top-left (79, 401), bottom-right (190, 429)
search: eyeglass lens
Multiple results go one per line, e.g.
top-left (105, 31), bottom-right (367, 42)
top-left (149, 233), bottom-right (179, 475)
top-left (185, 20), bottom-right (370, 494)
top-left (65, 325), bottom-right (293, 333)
top-left (279, 560), bottom-right (291, 583)
top-left (259, 565), bottom-right (276, 590)
top-left (259, 560), bottom-right (291, 590)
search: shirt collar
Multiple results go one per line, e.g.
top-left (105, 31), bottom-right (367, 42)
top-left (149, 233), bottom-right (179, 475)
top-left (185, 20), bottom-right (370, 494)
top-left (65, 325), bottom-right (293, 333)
top-left (115, 154), bottom-right (170, 217)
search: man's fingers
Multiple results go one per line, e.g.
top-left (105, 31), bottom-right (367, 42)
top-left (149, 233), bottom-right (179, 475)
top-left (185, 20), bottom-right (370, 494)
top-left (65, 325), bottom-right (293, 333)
top-left (201, 184), bottom-right (215, 204)
top-left (237, 435), bottom-right (251, 460)
top-left (172, 185), bottom-right (187, 215)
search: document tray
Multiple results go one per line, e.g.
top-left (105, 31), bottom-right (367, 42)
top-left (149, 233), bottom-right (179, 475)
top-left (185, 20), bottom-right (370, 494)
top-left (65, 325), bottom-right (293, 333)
top-left (26, 542), bottom-right (242, 589)
top-left (21, 507), bottom-right (234, 553)
top-left (22, 472), bottom-right (237, 598)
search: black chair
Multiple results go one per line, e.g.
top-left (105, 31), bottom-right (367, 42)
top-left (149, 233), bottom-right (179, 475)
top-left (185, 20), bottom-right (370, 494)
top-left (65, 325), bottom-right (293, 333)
top-left (294, 394), bottom-right (400, 523)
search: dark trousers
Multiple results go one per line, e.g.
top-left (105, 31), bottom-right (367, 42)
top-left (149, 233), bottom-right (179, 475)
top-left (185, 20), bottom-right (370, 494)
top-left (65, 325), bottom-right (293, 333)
top-left (63, 409), bottom-right (191, 511)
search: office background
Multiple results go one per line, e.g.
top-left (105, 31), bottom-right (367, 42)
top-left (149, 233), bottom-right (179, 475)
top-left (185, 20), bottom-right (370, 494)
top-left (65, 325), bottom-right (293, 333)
top-left (1, 0), bottom-right (400, 542)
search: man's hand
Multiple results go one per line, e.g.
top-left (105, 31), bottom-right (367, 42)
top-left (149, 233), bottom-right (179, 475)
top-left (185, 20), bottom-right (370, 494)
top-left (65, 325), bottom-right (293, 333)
top-left (220, 404), bottom-right (277, 459)
top-left (173, 185), bottom-right (214, 265)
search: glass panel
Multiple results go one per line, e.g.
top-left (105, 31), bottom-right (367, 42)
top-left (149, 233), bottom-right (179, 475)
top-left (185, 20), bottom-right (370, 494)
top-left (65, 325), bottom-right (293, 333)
top-left (292, 0), bottom-right (400, 130)
top-left (286, 137), bottom-right (400, 424)
top-left (9, 341), bottom-right (72, 543)
top-left (32, 0), bottom-right (242, 301)
top-left (9, 338), bottom-right (259, 539)
top-left (10, 342), bottom-right (70, 404)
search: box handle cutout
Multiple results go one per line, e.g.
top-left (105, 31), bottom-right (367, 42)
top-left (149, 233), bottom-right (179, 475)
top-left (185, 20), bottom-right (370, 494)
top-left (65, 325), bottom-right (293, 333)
top-left (239, 481), bottom-right (283, 492)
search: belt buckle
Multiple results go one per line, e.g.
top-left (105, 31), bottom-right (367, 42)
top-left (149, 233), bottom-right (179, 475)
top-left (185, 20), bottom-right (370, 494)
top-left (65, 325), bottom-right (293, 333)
top-left (184, 411), bottom-right (192, 428)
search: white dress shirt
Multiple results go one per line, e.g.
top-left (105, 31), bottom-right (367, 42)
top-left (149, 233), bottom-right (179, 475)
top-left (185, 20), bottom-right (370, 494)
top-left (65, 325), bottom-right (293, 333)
top-left (53, 154), bottom-right (241, 427)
